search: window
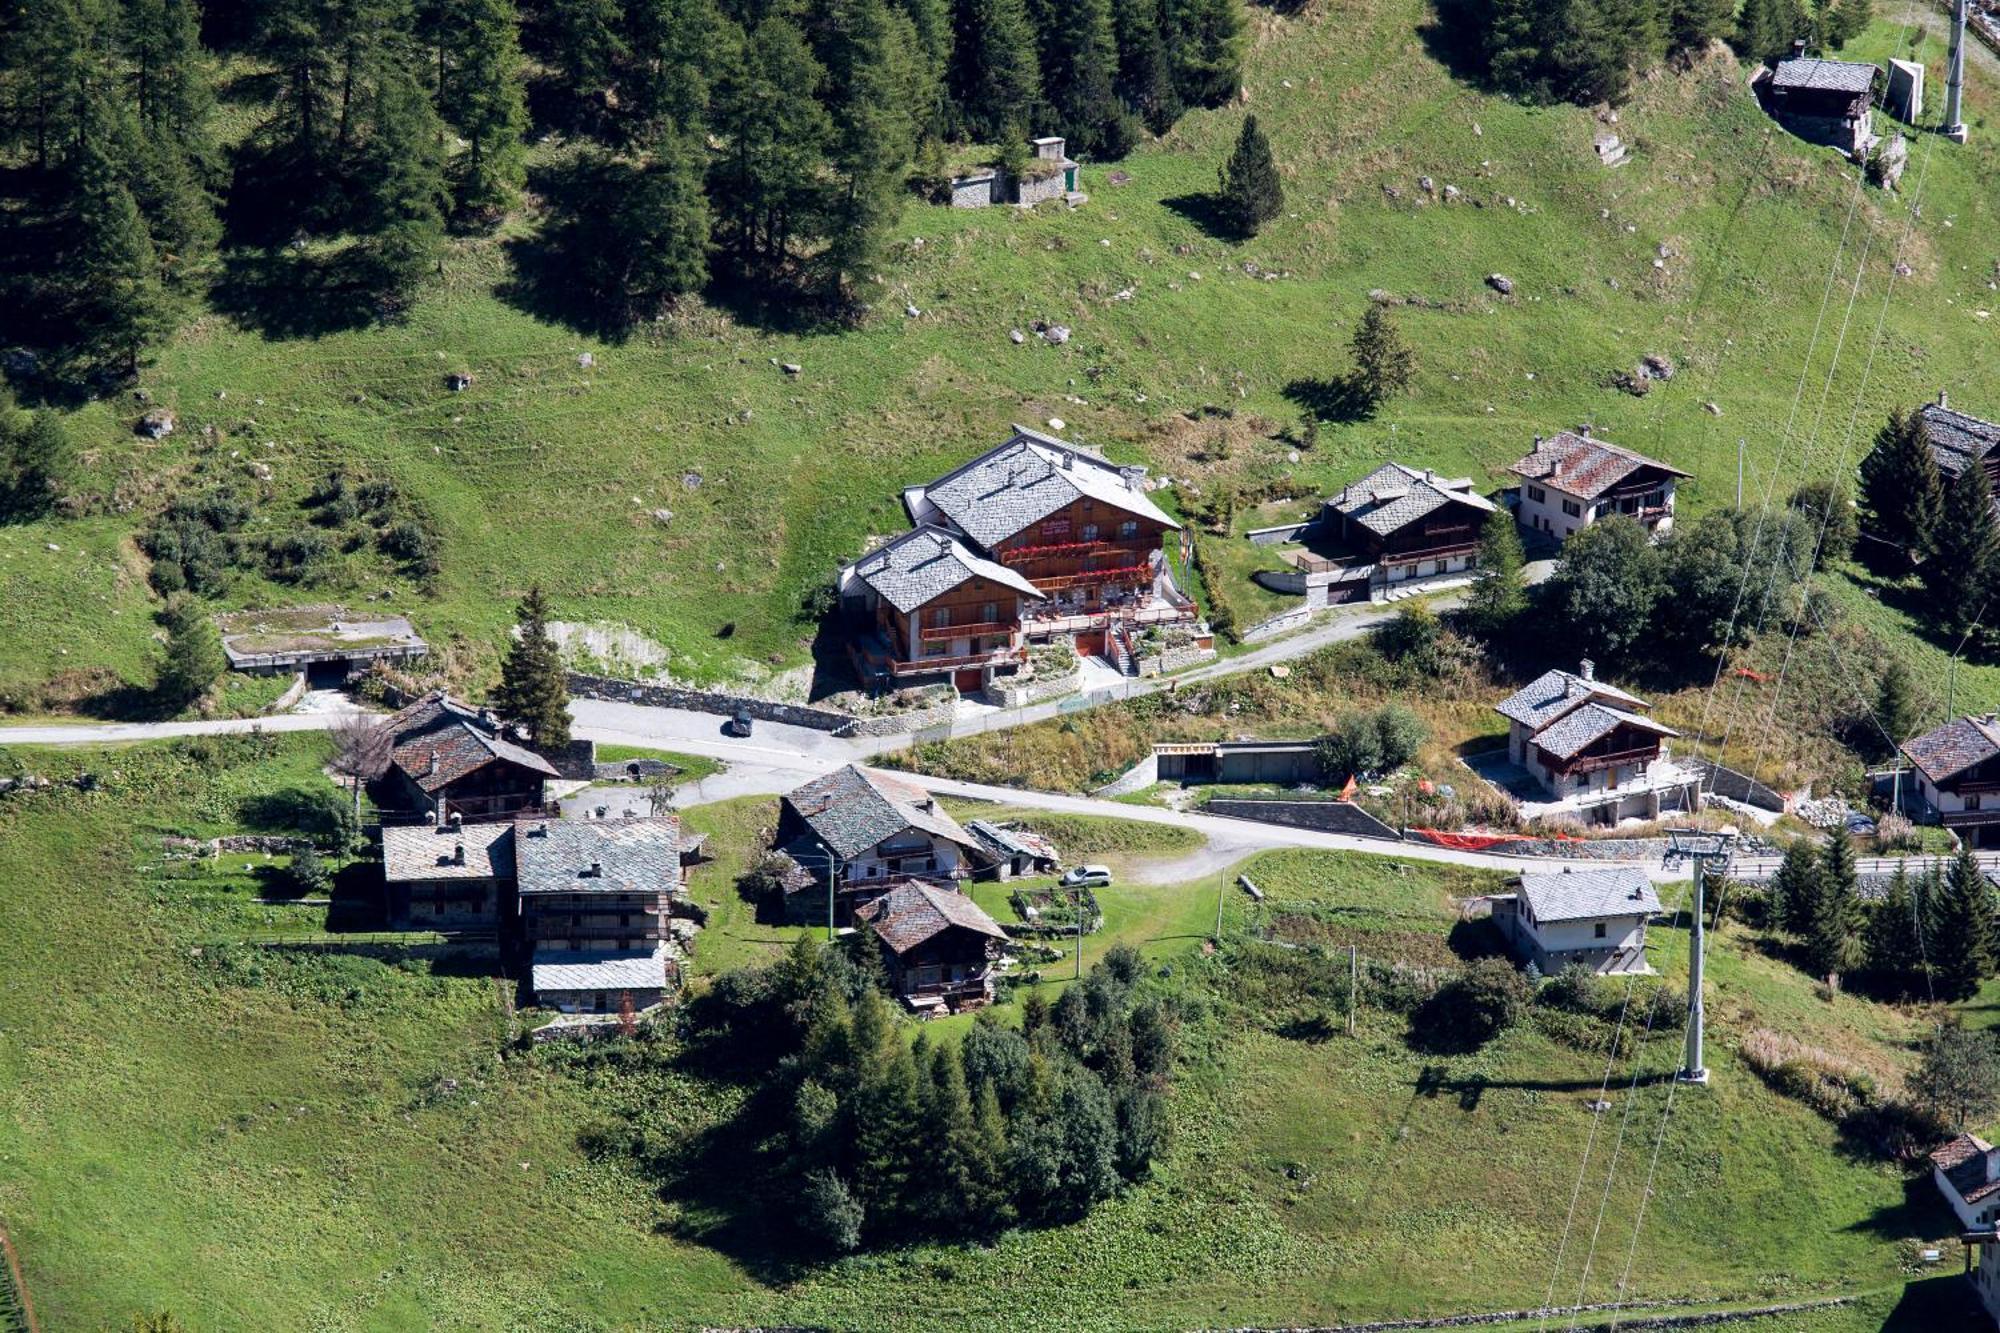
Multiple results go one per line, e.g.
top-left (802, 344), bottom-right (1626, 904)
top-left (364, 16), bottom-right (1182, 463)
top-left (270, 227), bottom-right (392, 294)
top-left (1527, 485), bottom-right (1547, 503)
top-left (925, 641), bottom-right (948, 657)
top-left (930, 605), bottom-right (952, 628)
top-left (980, 602), bottom-right (997, 623)
top-left (1119, 520), bottom-right (1139, 539)
top-left (1970, 794), bottom-right (1984, 812)
top-left (1081, 523), bottom-right (1100, 541)
top-left (1577, 774), bottom-right (1588, 789)
top-left (1561, 499), bottom-right (1583, 518)
top-left (1594, 922), bottom-right (1607, 939)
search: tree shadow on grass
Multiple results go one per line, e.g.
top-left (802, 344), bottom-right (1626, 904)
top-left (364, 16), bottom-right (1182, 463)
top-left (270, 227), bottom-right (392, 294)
top-left (1282, 375), bottom-right (1375, 425)
top-left (210, 247), bottom-right (395, 340)
top-left (495, 231), bottom-right (637, 343)
top-left (1161, 192), bottom-right (1240, 242)
top-left (1877, 1274), bottom-right (1990, 1329)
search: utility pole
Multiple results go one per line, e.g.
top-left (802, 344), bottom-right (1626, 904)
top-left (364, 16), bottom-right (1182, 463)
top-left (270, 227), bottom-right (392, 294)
top-left (1735, 439), bottom-right (1745, 509)
top-left (1668, 828), bottom-right (1736, 1085)
top-left (818, 841), bottom-right (840, 942)
top-left (1947, 0), bottom-right (1970, 142)
top-left (1215, 872), bottom-right (1226, 940)
top-left (1075, 890), bottom-right (1085, 979)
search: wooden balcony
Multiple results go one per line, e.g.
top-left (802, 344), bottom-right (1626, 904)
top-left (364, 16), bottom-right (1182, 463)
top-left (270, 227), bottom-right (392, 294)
top-left (1549, 745), bottom-right (1661, 777)
top-left (919, 620), bottom-right (1018, 641)
top-left (1028, 563), bottom-right (1153, 591)
top-left (999, 538), bottom-right (1153, 566)
top-left (889, 646), bottom-right (1027, 676)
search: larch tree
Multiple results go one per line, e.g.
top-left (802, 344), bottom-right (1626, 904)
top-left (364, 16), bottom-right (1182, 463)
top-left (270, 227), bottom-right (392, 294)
top-left (436, 0), bottom-right (529, 217)
top-left (709, 18), bottom-right (832, 271)
top-left (156, 595), bottom-right (223, 709)
top-left (821, 0), bottom-right (920, 302)
top-left (1933, 847), bottom-right (1995, 1000)
top-left (1164, 0), bottom-right (1243, 108)
top-left (948, 0), bottom-right (1041, 142)
top-left (1216, 112), bottom-right (1281, 236)
top-left (1468, 507), bottom-right (1528, 635)
top-left (63, 92), bottom-right (177, 374)
top-left (354, 54), bottom-right (449, 300)
top-left (1877, 657), bottom-right (1919, 749)
top-left (1029, 0), bottom-right (1122, 154)
top-left (495, 584), bottom-right (573, 751)
top-left (620, 0), bottom-right (722, 143)
top-left (1112, 0), bottom-right (1180, 133)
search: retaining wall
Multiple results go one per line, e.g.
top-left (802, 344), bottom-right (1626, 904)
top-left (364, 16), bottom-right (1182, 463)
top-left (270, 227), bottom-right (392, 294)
top-left (264, 672), bottom-right (308, 714)
top-left (1205, 798), bottom-right (1403, 841)
top-left (985, 669), bottom-right (1082, 710)
top-left (1242, 606), bottom-right (1315, 643)
top-left (567, 671), bottom-right (955, 739)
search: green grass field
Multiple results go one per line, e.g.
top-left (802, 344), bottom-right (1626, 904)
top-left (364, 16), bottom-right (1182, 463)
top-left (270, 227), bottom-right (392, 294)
top-left (6, 0), bottom-right (2000, 724)
top-left (2, 733), bottom-right (1989, 1329)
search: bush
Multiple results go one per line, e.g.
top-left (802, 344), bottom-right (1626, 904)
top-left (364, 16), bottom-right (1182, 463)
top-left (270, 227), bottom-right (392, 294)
top-left (1539, 962), bottom-right (1606, 1014)
top-left (289, 843), bottom-right (331, 894)
top-left (265, 528), bottom-right (330, 583)
top-left (1415, 957), bottom-right (1528, 1049)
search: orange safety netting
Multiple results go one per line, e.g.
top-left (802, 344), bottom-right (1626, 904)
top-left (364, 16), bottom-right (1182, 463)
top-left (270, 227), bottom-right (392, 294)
top-left (1731, 666), bottom-right (1773, 683)
top-left (1410, 828), bottom-right (1529, 850)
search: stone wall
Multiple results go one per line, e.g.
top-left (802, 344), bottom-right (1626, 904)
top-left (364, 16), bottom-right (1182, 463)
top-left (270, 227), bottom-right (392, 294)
top-left (1092, 753), bottom-right (1159, 797)
top-left (1135, 641), bottom-right (1214, 676)
top-left (264, 672), bottom-right (308, 714)
top-left (984, 668), bottom-right (1082, 710)
top-left (1206, 798), bottom-right (1402, 841)
top-left (1242, 606), bottom-right (1315, 643)
top-left (1691, 760), bottom-right (1799, 814)
top-left (567, 671), bottom-right (955, 738)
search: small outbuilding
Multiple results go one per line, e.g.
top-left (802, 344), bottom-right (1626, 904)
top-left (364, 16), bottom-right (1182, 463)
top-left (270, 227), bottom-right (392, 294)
top-left (948, 135), bottom-right (1086, 209)
top-left (1760, 43), bottom-right (1882, 158)
top-left (965, 819), bottom-right (1062, 880)
top-left (1490, 866), bottom-right (1661, 976)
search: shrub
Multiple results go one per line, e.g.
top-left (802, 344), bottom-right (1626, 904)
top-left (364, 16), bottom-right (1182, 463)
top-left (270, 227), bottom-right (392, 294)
top-left (289, 843), bottom-right (331, 894)
top-left (1415, 957), bottom-right (1528, 1049)
top-left (265, 528), bottom-right (331, 583)
top-left (380, 518), bottom-right (440, 576)
top-left (1874, 812), bottom-right (1919, 853)
top-left (1539, 963), bottom-right (1607, 1015)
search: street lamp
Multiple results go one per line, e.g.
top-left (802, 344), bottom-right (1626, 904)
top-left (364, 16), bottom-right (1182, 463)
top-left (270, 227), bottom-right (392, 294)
top-left (816, 840), bottom-right (843, 941)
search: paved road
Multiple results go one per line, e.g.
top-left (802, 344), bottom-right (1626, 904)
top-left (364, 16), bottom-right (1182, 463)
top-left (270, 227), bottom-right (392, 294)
top-left (0, 709), bottom-right (362, 746)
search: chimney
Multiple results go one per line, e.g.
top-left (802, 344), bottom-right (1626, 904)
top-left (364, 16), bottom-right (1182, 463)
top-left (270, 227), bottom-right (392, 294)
top-left (449, 810), bottom-right (463, 828)
top-left (428, 749), bottom-right (439, 777)
top-left (589, 859), bottom-right (603, 877)
top-left (1790, 37), bottom-right (1807, 59)
top-left (425, 810), bottom-right (438, 826)
top-left (1580, 657), bottom-right (1595, 681)
top-left (453, 842), bottom-right (466, 866)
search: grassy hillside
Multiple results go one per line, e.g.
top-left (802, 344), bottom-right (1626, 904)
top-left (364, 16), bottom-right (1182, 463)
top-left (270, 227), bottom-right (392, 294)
top-left (7, 0), bottom-right (2000, 715)
top-left (1, 737), bottom-right (1990, 1329)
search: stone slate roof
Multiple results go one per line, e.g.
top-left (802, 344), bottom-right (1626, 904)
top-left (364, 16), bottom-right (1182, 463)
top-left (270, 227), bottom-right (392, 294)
top-left (382, 821), bottom-right (515, 882)
top-left (391, 720), bottom-right (559, 793)
top-left (854, 879), bottom-right (1008, 954)
top-left (782, 764), bottom-right (978, 860)
top-left (1325, 462), bottom-right (1494, 538)
top-left (1931, 1132), bottom-right (1999, 1205)
top-left (1772, 57), bottom-right (1880, 94)
top-left (514, 816), bottom-right (689, 896)
top-left (1518, 867), bottom-right (1662, 923)
top-left (846, 525), bottom-right (1044, 615)
top-left (531, 944), bottom-right (671, 994)
top-left (908, 427), bottom-right (1178, 551)
top-left (1508, 431), bottom-right (1688, 501)
top-left (966, 819), bottom-right (1061, 865)
top-left (1931, 1132), bottom-right (1992, 1173)
top-left (1919, 401), bottom-right (2000, 480)
top-left (1494, 667), bottom-right (1649, 732)
top-left (1901, 716), bottom-right (2000, 784)
top-left (1532, 702), bottom-right (1677, 761)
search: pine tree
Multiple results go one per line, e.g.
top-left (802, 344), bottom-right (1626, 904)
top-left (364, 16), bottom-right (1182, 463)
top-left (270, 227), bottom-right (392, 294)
top-left (156, 595), bottom-right (223, 709)
top-left (1865, 865), bottom-right (1926, 996)
top-left (1163, 0), bottom-right (1243, 109)
top-left (821, 0), bottom-right (920, 302)
top-left (1922, 460), bottom-right (2000, 637)
top-left (1468, 506), bottom-right (1527, 635)
top-left (437, 0), bottom-right (529, 217)
top-left (545, 0), bottom-right (629, 110)
top-left (948, 0), bottom-right (1041, 141)
top-left (710, 18), bottom-right (832, 271)
top-left (1859, 409), bottom-right (1945, 563)
top-left (1664, 0), bottom-right (1735, 56)
top-left (1216, 113), bottom-right (1281, 237)
top-left (63, 92), bottom-right (176, 375)
top-left (1733, 0), bottom-right (1807, 66)
top-left (1768, 838), bottom-right (1824, 936)
top-left (495, 585), bottom-right (573, 751)
top-left (0, 409), bottom-right (72, 519)
top-left (126, 0), bottom-right (220, 182)
top-left (1029, 0), bottom-right (1121, 155)
top-left (1806, 834), bottom-right (1866, 982)
top-left (1934, 847), bottom-right (1996, 1000)
top-left (1350, 303), bottom-right (1414, 409)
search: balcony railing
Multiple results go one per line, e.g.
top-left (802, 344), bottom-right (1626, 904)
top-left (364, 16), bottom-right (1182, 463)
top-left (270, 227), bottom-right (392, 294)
top-left (890, 646), bottom-right (1028, 675)
top-left (999, 538), bottom-right (1153, 565)
top-left (919, 620), bottom-right (1017, 641)
top-left (1028, 564), bottom-right (1153, 591)
top-left (1551, 745), bottom-right (1661, 776)
top-left (1941, 809), bottom-right (2000, 825)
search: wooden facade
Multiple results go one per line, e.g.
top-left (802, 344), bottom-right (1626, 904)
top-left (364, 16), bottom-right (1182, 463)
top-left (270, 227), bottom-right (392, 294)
top-left (876, 571), bottom-right (1031, 681)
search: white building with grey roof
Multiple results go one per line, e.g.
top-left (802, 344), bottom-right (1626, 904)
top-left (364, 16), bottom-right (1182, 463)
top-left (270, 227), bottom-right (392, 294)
top-left (774, 764), bottom-right (984, 923)
top-left (1492, 661), bottom-right (1692, 823)
top-left (1490, 866), bottom-right (1662, 975)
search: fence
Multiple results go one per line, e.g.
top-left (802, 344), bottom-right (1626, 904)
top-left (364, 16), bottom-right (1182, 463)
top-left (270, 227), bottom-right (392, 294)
top-left (0, 1222), bottom-right (35, 1333)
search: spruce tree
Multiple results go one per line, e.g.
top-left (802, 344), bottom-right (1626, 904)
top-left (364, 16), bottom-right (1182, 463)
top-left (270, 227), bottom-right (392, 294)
top-left (1112, 0), bottom-right (1180, 133)
top-left (1922, 459), bottom-right (2000, 637)
top-left (1733, 0), bottom-right (1808, 66)
top-left (1767, 838), bottom-right (1824, 937)
top-left (623, 131), bottom-right (713, 305)
top-left (156, 596), bottom-right (223, 709)
top-left (1030, 0), bottom-right (1121, 155)
top-left (1664, 0), bottom-right (1735, 56)
top-left (949, 0), bottom-right (1041, 142)
top-left (893, 0), bottom-right (954, 142)
top-left (1805, 833), bottom-right (1866, 982)
top-left (127, 0), bottom-right (220, 182)
top-left (1866, 865), bottom-right (1926, 996)
top-left (63, 93), bottom-right (176, 375)
top-left (545, 0), bottom-right (628, 110)
top-left (495, 585), bottom-right (573, 751)
top-left (1350, 303), bottom-right (1414, 409)
top-left (1858, 409), bottom-right (1944, 563)
top-left (1, 411), bottom-right (72, 519)
top-left (1468, 506), bottom-right (1527, 635)
top-left (1217, 113), bottom-right (1281, 237)
top-left (10, 0), bottom-right (98, 172)
top-left (1877, 657), bottom-right (1919, 748)
top-left (709, 18), bottom-right (833, 271)
top-left (821, 0), bottom-right (920, 302)
top-left (438, 0), bottom-right (529, 217)
top-left (1934, 846), bottom-right (1996, 1000)
top-left (355, 58), bottom-right (449, 301)
top-left (621, 0), bottom-right (722, 142)
top-left (1163, 0), bottom-right (1243, 109)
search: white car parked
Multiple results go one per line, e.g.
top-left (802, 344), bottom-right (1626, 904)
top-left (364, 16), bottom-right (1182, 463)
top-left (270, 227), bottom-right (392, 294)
top-left (1060, 864), bottom-right (1112, 889)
